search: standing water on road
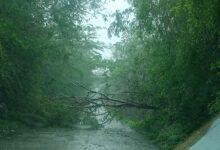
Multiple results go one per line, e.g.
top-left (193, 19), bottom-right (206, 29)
top-left (0, 119), bottom-right (156, 150)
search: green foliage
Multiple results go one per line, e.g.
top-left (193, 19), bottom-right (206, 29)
top-left (0, 0), bottom-right (102, 133)
top-left (107, 0), bottom-right (220, 149)
top-left (0, 120), bottom-right (19, 137)
top-left (43, 99), bottom-right (80, 127)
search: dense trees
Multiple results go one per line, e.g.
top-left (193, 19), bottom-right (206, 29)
top-left (106, 0), bottom-right (220, 149)
top-left (0, 0), bottom-right (219, 149)
top-left (0, 0), bottom-right (101, 131)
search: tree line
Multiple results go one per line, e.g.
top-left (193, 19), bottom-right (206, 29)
top-left (106, 0), bottom-right (219, 149)
top-left (0, 0), bottom-right (102, 134)
top-left (0, 0), bottom-right (219, 149)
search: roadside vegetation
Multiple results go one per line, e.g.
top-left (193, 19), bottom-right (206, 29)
top-left (174, 114), bottom-right (220, 150)
top-left (105, 0), bottom-right (219, 149)
top-left (0, 0), bottom-right (219, 149)
top-left (0, 0), bottom-right (102, 136)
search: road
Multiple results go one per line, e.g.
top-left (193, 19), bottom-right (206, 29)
top-left (190, 118), bottom-right (220, 150)
top-left (0, 120), bottom-right (157, 150)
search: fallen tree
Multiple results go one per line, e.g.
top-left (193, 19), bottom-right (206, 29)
top-left (63, 82), bottom-right (159, 110)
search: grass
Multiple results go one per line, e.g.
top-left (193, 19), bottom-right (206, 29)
top-left (0, 120), bottom-right (24, 138)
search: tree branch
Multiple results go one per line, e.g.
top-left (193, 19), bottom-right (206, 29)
top-left (72, 82), bottom-right (159, 110)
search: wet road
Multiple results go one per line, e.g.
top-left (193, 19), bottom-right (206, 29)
top-left (0, 120), bottom-right (157, 150)
top-left (190, 118), bottom-right (220, 150)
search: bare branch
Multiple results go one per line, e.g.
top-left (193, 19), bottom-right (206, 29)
top-left (71, 82), bottom-right (159, 110)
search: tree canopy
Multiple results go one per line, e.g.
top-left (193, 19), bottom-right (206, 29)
top-left (0, 0), bottom-right (102, 128)
top-left (0, 0), bottom-right (219, 149)
top-left (106, 0), bottom-right (219, 149)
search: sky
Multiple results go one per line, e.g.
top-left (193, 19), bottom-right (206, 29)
top-left (88, 0), bottom-right (130, 59)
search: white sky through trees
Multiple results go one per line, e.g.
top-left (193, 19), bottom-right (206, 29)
top-left (89, 0), bottom-right (130, 59)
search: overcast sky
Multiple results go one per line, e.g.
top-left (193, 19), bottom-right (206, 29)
top-left (88, 0), bottom-right (130, 59)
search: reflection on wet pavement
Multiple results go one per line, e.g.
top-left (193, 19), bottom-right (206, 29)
top-left (0, 120), bottom-right (156, 150)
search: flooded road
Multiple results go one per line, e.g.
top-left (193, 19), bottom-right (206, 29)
top-left (0, 120), bottom-right (156, 150)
